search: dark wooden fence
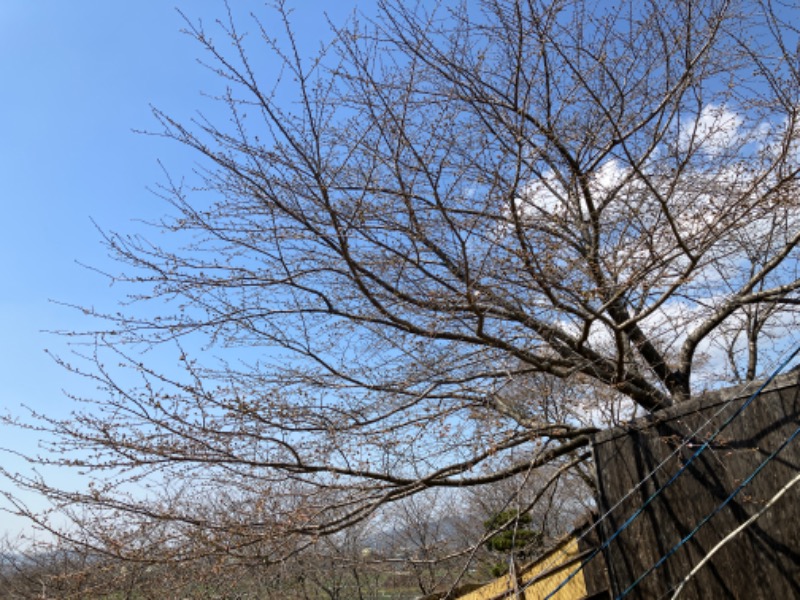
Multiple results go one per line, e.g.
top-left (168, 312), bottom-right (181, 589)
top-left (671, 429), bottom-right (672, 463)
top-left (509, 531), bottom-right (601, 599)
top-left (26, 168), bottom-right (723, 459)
top-left (592, 372), bottom-right (800, 599)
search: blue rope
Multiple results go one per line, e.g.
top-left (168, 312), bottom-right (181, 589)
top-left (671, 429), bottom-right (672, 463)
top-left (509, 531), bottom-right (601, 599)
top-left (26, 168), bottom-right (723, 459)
top-left (540, 344), bottom-right (800, 600)
top-left (617, 421), bottom-right (800, 598)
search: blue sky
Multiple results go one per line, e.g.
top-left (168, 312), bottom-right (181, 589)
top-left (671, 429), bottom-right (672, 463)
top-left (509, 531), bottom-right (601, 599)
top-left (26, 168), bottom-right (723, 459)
top-left (0, 0), bottom-right (363, 539)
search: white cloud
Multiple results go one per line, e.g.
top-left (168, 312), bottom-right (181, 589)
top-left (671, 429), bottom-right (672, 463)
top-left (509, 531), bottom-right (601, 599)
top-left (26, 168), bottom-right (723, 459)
top-left (679, 104), bottom-right (744, 156)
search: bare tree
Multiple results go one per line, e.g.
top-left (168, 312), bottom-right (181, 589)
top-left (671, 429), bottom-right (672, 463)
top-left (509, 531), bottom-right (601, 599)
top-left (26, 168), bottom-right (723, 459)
top-left (7, 0), bottom-right (800, 581)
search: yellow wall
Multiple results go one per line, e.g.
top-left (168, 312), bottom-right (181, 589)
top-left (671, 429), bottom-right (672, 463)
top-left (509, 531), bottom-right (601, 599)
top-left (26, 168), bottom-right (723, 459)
top-left (457, 571), bottom-right (516, 600)
top-left (457, 537), bottom-right (588, 600)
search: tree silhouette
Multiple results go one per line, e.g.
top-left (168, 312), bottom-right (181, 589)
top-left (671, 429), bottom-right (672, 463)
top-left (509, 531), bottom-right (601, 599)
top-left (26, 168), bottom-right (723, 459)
top-left (6, 0), bottom-right (800, 578)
